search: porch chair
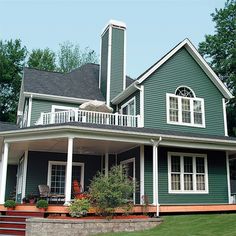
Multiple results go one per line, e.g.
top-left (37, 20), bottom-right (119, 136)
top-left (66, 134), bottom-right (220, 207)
top-left (38, 185), bottom-right (65, 203)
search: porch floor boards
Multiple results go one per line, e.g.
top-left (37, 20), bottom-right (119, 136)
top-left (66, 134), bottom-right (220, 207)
top-left (1, 204), bottom-right (236, 214)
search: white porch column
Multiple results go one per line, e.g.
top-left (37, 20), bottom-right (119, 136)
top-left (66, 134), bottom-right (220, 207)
top-left (140, 145), bottom-right (145, 204)
top-left (105, 153), bottom-right (109, 177)
top-left (0, 142), bottom-right (9, 204)
top-left (226, 151), bottom-right (231, 203)
top-left (151, 137), bottom-right (162, 216)
top-left (65, 137), bottom-right (74, 205)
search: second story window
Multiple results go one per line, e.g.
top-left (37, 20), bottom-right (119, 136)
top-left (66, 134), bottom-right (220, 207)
top-left (167, 86), bottom-right (205, 128)
top-left (121, 97), bottom-right (136, 116)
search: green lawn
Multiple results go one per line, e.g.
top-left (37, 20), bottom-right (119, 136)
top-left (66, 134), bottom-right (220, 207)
top-left (100, 214), bottom-right (236, 236)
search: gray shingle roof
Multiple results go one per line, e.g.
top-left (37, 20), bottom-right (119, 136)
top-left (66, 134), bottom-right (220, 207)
top-left (23, 64), bottom-right (135, 101)
top-left (0, 122), bottom-right (19, 131)
top-left (23, 64), bottom-right (105, 101)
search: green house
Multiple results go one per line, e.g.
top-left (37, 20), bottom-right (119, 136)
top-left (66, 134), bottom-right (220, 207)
top-left (0, 19), bottom-right (236, 215)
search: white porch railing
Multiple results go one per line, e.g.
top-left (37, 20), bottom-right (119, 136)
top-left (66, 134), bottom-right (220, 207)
top-left (35, 110), bottom-right (141, 128)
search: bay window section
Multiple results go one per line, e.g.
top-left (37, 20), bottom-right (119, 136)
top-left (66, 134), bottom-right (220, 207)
top-left (168, 152), bottom-right (208, 193)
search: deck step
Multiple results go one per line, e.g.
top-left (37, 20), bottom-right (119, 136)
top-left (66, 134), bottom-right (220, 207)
top-left (0, 228), bottom-right (25, 235)
top-left (6, 211), bottom-right (44, 217)
top-left (0, 216), bottom-right (28, 223)
top-left (0, 222), bottom-right (25, 229)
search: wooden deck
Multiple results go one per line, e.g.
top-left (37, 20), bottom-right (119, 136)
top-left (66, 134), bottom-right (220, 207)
top-left (1, 204), bottom-right (236, 214)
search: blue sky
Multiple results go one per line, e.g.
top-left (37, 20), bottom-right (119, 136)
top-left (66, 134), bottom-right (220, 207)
top-left (0, 0), bottom-right (225, 78)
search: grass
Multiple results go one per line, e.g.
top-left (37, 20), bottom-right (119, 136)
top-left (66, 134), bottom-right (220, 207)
top-left (99, 213), bottom-right (236, 236)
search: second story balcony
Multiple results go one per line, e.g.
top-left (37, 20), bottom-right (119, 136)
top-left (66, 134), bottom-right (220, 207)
top-left (35, 109), bottom-right (141, 128)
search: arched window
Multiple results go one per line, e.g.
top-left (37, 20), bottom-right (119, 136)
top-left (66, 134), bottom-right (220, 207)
top-left (175, 86), bottom-right (195, 98)
top-left (167, 86), bottom-right (205, 127)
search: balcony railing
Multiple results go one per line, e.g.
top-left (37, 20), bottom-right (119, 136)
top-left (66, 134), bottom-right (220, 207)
top-left (35, 110), bottom-right (141, 128)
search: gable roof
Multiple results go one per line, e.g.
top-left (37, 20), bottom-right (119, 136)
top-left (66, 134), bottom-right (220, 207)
top-left (23, 63), bottom-right (105, 101)
top-left (112, 39), bottom-right (233, 104)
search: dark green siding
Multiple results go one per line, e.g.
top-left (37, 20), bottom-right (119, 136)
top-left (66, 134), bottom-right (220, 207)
top-left (100, 29), bottom-right (109, 99)
top-left (110, 28), bottom-right (125, 100)
top-left (144, 146), bottom-right (153, 203)
top-left (118, 147), bottom-right (140, 204)
top-left (118, 91), bottom-right (140, 115)
top-left (5, 165), bottom-right (17, 200)
top-left (143, 48), bottom-right (225, 136)
top-left (25, 151), bottom-right (101, 196)
top-left (159, 147), bottom-right (228, 204)
top-left (144, 146), bottom-right (229, 204)
top-left (30, 99), bottom-right (81, 125)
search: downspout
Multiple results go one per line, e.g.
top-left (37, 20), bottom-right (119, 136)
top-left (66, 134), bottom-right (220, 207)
top-left (151, 137), bottom-right (162, 217)
top-left (134, 82), bottom-right (144, 127)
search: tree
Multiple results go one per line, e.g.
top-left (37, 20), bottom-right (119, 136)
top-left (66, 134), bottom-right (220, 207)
top-left (0, 39), bottom-right (27, 122)
top-left (198, 0), bottom-right (236, 136)
top-left (27, 48), bottom-right (56, 71)
top-left (58, 41), bottom-right (98, 73)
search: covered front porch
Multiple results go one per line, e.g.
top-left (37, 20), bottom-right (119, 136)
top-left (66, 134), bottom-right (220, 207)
top-left (1, 135), bottom-right (146, 207)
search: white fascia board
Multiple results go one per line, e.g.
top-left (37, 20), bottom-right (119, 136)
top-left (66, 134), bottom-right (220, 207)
top-left (111, 82), bottom-right (137, 104)
top-left (23, 92), bottom-right (103, 104)
top-left (2, 125), bottom-right (236, 151)
top-left (101, 19), bottom-right (126, 36)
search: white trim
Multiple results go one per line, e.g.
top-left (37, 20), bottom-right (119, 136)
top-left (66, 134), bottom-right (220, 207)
top-left (120, 96), bottom-right (136, 116)
top-left (47, 161), bottom-right (85, 194)
top-left (166, 93), bottom-right (205, 128)
top-left (140, 145), bottom-right (144, 204)
top-left (99, 29), bottom-right (102, 89)
top-left (222, 98), bottom-right (228, 136)
top-left (0, 142), bottom-right (9, 204)
top-left (140, 85), bottom-right (144, 127)
top-left (226, 151), bottom-right (231, 203)
top-left (27, 96), bottom-right (32, 127)
top-left (175, 86), bottom-right (196, 98)
top-left (51, 105), bottom-right (78, 113)
top-left (152, 144), bottom-right (158, 205)
top-left (105, 153), bottom-right (109, 177)
top-left (168, 152), bottom-right (209, 194)
top-left (21, 150), bottom-right (28, 199)
top-left (23, 92), bottom-right (102, 105)
top-left (120, 157), bottom-right (136, 204)
top-left (101, 19), bottom-right (126, 36)
top-left (123, 29), bottom-right (127, 91)
top-left (106, 25), bottom-right (112, 106)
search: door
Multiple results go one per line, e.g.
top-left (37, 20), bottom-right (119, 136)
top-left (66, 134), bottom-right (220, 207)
top-left (48, 161), bottom-right (84, 196)
top-left (120, 158), bottom-right (136, 203)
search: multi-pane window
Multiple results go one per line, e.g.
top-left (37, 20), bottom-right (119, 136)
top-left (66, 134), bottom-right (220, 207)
top-left (121, 98), bottom-right (136, 115)
top-left (167, 87), bottom-right (205, 127)
top-left (168, 153), bottom-right (208, 193)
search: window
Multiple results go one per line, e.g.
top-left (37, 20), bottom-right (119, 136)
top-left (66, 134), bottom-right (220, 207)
top-left (121, 97), bottom-right (136, 116)
top-left (167, 87), bottom-right (205, 127)
top-left (51, 105), bottom-right (77, 124)
top-left (47, 161), bottom-right (84, 195)
top-left (168, 152), bottom-right (208, 193)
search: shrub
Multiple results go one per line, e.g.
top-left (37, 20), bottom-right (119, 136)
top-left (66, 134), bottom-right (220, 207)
top-left (4, 200), bottom-right (16, 208)
top-left (69, 198), bottom-right (90, 218)
top-left (89, 165), bottom-right (135, 217)
top-left (36, 199), bottom-right (48, 209)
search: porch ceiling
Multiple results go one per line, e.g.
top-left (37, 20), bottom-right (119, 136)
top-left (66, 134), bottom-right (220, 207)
top-left (7, 138), bottom-right (139, 164)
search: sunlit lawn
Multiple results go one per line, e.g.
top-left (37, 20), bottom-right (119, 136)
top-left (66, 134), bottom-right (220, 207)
top-left (99, 214), bottom-right (236, 236)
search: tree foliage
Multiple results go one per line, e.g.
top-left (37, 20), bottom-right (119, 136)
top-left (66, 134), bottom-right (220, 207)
top-left (58, 41), bottom-right (98, 73)
top-left (27, 48), bottom-right (56, 71)
top-left (0, 39), bottom-right (27, 122)
top-left (198, 0), bottom-right (236, 136)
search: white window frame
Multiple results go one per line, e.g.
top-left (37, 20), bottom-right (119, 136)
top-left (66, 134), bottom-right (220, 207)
top-left (120, 97), bottom-right (136, 116)
top-left (120, 157), bottom-right (136, 203)
top-left (51, 105), bottom-right (78, 113)
top-left (168, 152), bottom-right (209, 194)
top-left (166, 93), bottom-right (205, 128)
top-left (47, 161), bottom-right (85, 194)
